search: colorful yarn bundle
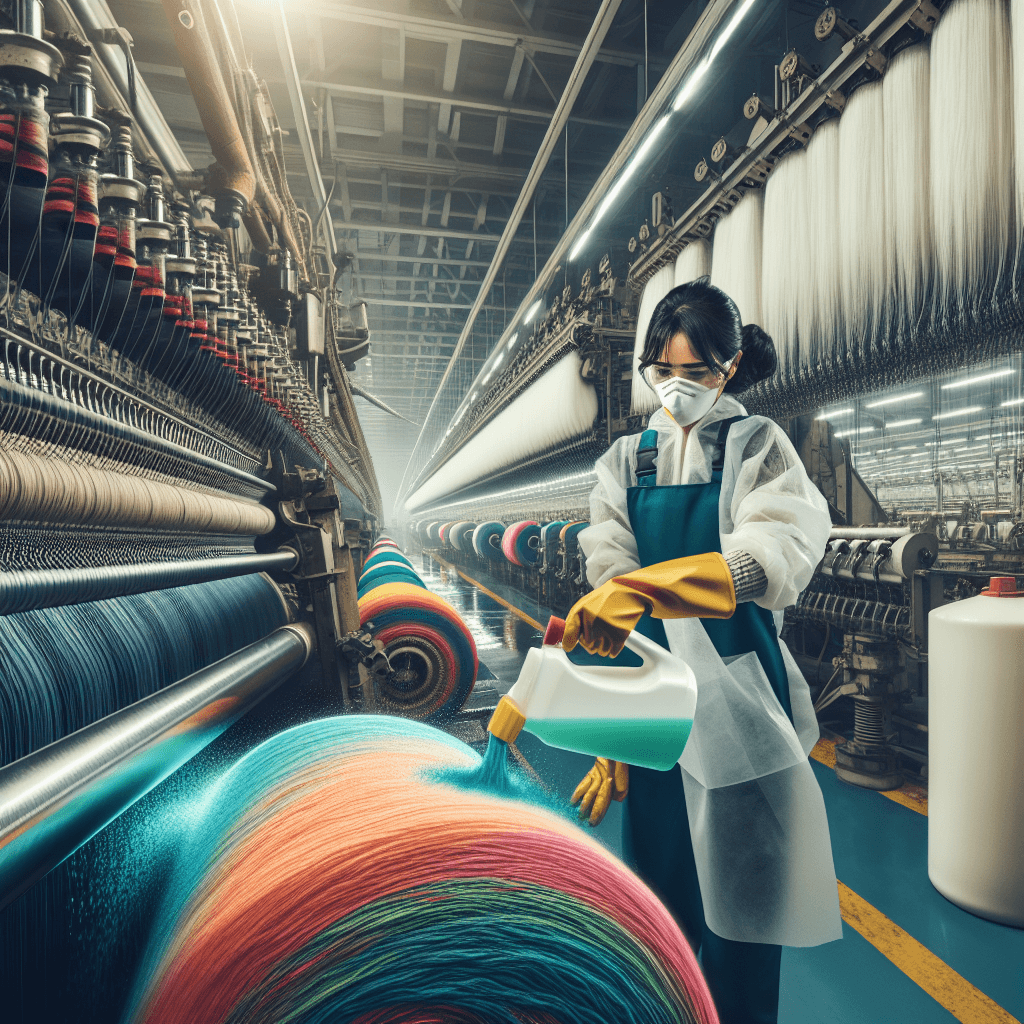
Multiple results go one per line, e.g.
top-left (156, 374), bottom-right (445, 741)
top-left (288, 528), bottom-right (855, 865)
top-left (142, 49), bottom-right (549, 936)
top-left (128, 717), bottom-right (717, 1024)
top-left (358, 582), bottom-right (477, 719)
top-left (502, 520), bottom-right (542, 566)
top-left (358, 559), bottom-right (426, 598)
top-left (448, 521), bottom-right (478, 552)
top-left (363, 550), bottom-right (414, 573)
top-left (472, 520), bottom-right (506, 559)
top-left (0, 572), bottom-right (287, 765)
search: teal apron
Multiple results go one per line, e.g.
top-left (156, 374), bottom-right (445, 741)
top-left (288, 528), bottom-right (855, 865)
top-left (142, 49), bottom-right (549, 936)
top-left (622, 419), bottom-right (790, 1024)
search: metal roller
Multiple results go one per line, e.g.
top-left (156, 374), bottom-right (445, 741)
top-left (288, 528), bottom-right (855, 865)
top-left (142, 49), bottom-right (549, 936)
top-left (0, 621), bottom-right (314, 912)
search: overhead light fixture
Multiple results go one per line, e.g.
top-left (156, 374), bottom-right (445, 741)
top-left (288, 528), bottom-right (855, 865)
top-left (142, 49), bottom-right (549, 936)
top-left (569, 114), bottom-right (672, 260)
top-left (835, 426), bottom-right (874, 438)
top-left (815, 408), bottom-right (853, 420)
top-left (933, 407), bottom-right (983, 420)
top-left (1000, 397), bottom-right (1024, 407)
top-left (886, 418), bottom-right (922, 429)
top-left (674, 0), bottom-right (758, 113)
top-left (866, 392), bottom-right (924, 408)
top-left (505, 332), bottom-right (519, 350)
top-left (941, 368), bottom-right (1015, 390)
top-left (523, 301), bottom-right (543, 324)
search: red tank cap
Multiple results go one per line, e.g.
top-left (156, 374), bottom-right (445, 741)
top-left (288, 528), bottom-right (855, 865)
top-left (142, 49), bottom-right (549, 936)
top-left (981, 576), bottom-right (1024, 597)
top-left (543, 616), bottom-right (566, 646)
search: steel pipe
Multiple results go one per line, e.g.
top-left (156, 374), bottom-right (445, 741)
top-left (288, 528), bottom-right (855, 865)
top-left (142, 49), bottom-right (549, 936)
top-left (0, 549), bottom-right (298, 615)
top-left (0, 622), bottom-right (314, 911)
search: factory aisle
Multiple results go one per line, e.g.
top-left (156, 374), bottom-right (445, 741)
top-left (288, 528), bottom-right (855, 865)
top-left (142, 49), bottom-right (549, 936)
top-left (420, 554), bottom-right (1023, 1024)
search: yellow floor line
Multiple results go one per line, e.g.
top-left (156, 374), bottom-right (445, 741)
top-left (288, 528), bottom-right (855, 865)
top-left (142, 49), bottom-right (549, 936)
top-left (428, 553), bottom-right (546, 631)
top-left (812, 737), bottom-right (929, 816)
top-left (838, 882), bottom-right (1019, 1024)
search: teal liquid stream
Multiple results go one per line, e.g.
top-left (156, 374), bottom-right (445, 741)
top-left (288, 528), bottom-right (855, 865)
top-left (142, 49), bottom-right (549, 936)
top-left (524, 718), bottom-right (692, 772)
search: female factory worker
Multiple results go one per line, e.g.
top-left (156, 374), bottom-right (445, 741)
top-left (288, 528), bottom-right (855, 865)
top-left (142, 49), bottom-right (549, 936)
top-left (563, 278), bottom-right (842, 1024)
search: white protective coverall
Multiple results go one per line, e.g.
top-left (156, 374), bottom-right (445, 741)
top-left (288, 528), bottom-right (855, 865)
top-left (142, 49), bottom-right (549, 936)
top-left (578, 393), bottom-right (843, 947)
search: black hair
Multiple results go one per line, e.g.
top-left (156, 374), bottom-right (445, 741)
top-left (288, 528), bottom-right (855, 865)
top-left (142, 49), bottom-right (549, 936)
top-left (638, 277), bottom-right (778, 393)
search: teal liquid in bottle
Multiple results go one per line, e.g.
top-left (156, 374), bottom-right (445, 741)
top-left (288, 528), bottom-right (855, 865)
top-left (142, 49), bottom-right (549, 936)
top-left (524, 717), bottom-right (692, 771)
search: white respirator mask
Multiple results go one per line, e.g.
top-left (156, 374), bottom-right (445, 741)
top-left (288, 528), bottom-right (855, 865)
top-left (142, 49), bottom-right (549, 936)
top-left (651, 354), bottom-right (736, 426)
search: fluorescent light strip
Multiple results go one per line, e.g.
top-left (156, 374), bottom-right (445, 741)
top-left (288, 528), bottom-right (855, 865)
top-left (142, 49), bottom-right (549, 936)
top-left (1000, 397), bottom-right (1024, 407)
top-left (933, 406), bottom-right (983, 420)
top-left (885, 418), bottom-right (922, 429)
top-left (523, 300), bottom-right (543, 324)
top-left (569, 114), bottom-right (672, 260)
top-left (835, 426), bottom-right (875, 438)
top-left (865, 392), bottom-right (924, 409)
top-left (815, 408), bottom-right (853, 420)
top-left (941, 368), bottom-right (1015, 389)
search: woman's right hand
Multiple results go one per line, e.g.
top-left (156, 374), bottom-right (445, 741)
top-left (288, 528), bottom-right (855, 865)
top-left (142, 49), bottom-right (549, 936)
top-left (571, 758), bottom-right (629, 826)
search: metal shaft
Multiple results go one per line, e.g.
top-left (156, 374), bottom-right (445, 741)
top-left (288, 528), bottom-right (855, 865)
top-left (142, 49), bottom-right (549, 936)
top-left (0, 549), bottom-right (299, 615)
top-left (0, 622), bottom-right (314, 912)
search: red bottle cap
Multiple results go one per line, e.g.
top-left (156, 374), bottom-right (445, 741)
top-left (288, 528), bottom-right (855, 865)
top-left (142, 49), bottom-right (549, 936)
top-left (981, 576), bottom-right (1024, 597)
top-left (543, 616), bottom-right (566, 646)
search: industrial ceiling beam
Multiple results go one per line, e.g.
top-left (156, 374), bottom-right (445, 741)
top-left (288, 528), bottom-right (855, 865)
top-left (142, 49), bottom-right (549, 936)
top-left (304, 77), bottom-right (628, 131)
top-left (336, 222), bottom-right (502, 244)
top-left (298, 0), bottom-right (650, 68)
top-left (326, 150), bottom-right (526, 183)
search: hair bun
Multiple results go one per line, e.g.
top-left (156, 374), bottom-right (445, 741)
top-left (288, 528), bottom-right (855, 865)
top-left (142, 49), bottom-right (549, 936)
top-left (727, 323), bottom-right (778, 392)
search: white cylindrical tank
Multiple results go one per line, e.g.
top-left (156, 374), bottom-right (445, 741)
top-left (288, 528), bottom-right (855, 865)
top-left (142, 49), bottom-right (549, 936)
top-left (928, 577), bottom-right (1024, 926)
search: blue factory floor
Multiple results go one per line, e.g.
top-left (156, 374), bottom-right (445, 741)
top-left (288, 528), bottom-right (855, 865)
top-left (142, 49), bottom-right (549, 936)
top-left (418, 554), bottom-right (1023, 1024)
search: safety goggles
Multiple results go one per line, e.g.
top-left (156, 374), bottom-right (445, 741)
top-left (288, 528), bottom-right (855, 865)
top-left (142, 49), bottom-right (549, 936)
top-left (641, 353), bottom-right (736, 389)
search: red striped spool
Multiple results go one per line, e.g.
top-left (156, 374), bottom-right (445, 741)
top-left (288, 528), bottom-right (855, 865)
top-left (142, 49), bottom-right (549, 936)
top-left (358, 582), bottom-right (477, 721)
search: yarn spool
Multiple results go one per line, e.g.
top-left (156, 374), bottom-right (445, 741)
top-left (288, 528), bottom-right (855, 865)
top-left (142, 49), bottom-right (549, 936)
top-left (710, 191), bottom-right (764, 329)
top-left (560, 520), bottom-right (588, 542)
top-left (0, 105), bottom-right (49, 281)
top-left (357, 564), bottom-right (426, 599)
top-left (630, 263), bottom-right (676, 416)
top-left (438, 522), bottom-right (457, 547)
top-left (128, 716), bottom-right (716, 1024)
top-left (363, 551), bottom-right (414, 573)
top-left (502, 520), bottom-right (541, 567)
top-left (882, 43), bottom-right (932, 344)
top-left (424, 522), bottom-right (442, 545)
top-left (930, 0), bottom-right (1013, 321)
top-left (472, 521), bottom-right (506, 560)
top-left (0, 573), bottom-right (288, 767)
top-left (448, 521), bottom-right (478, 552)
top-left (356, 584), bottom-right (477, 719)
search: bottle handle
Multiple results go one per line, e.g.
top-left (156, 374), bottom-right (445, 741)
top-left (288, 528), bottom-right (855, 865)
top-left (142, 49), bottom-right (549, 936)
top-left (623, 629), bottom-right (667, 664)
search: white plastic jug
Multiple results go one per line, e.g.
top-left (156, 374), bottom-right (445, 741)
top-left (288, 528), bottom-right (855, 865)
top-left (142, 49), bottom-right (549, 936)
top-left (494, 617), bottom-right (697, 771)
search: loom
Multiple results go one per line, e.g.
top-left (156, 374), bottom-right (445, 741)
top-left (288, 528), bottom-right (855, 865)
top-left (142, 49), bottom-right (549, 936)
top-left (400, 0), bottom-right (1024, 797)
top-left (0, 0), bottom-right (500, 1011)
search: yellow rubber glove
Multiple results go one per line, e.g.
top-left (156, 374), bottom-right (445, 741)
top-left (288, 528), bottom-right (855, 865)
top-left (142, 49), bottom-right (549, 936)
top-left (562, 552), bottom-right (736, 658)
top-left (571, 758), bottom-right (629, 826)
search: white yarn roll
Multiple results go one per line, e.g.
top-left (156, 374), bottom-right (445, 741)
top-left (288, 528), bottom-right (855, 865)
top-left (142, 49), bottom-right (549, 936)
top-left (407, 353), bottom-right (598, 511)
top-left (629, 263), bottom-right (676, 415)
top-left (0, 450), bottom-right (276, 534)
top-left (1011, 0), bottom-right (1024, 261)
top-left (883, 44), bottom-right (932, 337)
top-left (761, 147), bottom-right (807, 378)
top-left (674, 238), bottom-right (712, 286)
top-left (838, 82), bottom-right (887, 364)
top-left (710, 191), bottom-right (764, 328)
top-left (930, 0), bottom-right (1013, 316)
top-left (804, 119), bottom-right (842, 373)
